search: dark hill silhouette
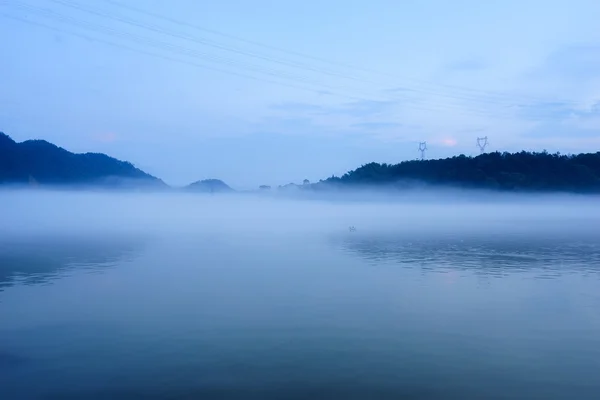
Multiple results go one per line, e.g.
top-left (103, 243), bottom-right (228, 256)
top-left (185, 179), bottom-right (234, 193)
top-left (5, 130), bottom-right (600, 194)
top-left (319, 151), bottom-right (600, 193)
top-left (0, 132), bottom-right (165, 188)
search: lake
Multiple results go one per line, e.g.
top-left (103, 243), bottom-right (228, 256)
top-left (1, 190), bottom-right (600, 399)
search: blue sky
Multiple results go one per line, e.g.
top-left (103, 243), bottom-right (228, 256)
top-left (1, 0), bottom-right (600, 188)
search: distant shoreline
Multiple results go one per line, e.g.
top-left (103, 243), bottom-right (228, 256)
top-left (3, 132), bottom-right (600, 194)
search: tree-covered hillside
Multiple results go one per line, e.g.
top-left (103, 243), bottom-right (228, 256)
top-left (323, 151), bottom-right (600, 192)
top-left (185, 179), bottom-right (234, 193)
top-left (0, 132), bottom-right (164, 188)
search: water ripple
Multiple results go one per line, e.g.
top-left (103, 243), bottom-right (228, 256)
top-left (335, 232), bottom-right (600, 277)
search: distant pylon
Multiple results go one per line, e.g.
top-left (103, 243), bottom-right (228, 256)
top-left (418, 141), bottom-right (427, 160)
top-left (476, 136), bottom-right (488, 154)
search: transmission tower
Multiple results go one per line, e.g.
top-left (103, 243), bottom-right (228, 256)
top-left (418, 141), bottom-right (427, 160)
top-left (476, 136), bottom-right (489, 154)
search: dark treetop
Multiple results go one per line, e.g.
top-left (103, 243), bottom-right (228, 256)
top-left (320, 151), bottom-right (600, 193)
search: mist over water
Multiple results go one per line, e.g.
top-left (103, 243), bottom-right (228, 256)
top-left (1, 189), bottom-right (600, 399)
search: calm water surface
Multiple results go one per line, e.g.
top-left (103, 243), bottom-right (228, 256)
top-left (1, 192), bottom-right (600, 399)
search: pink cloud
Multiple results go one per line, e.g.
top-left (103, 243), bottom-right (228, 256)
top-left (93, 132), bottom-right (118, 143)
top-left (441, 138), bottom-right (458, 147)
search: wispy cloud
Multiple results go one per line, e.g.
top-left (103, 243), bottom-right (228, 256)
top-left (269, 102), bottom-right (326, 114)
top-left (519, 44), bottom-right (600, 106)
top-left (512, 101), bottom-right (575, 121)
top-left (270, 99), bottom-right (399, 117)
top-left (384, 87), bottom-right (417, 94)
top-left (268, 46), bottom-right (600, 150)
top-left (351, 122), bottom-right (403, 130)
top-left (521, 102), bottom-right (600, 139)
top-left (444, 58), bottom-right (487, 72)
top-left (454, 128), bottom-right (487, 135)
top-left (542, 45), bottom-right (600, 81)
top-left (338, 99), bottom-right (399, 117)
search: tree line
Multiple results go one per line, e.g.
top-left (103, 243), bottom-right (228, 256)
top-left (322, 151), bottom-right (600, 193)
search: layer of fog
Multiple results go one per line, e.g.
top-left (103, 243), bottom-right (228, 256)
top-left (1, 188), bottom-right (599, 242)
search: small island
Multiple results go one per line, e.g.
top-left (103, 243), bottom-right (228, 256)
top-left (184, 179), bottom-right (234, 193)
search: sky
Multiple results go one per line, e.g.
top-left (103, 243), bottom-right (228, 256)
top-left (1, 0), bottom-right (600, 189)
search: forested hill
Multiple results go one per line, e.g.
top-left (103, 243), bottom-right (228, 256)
top-left (0, 132), bottom-right (165, 188)
top-left (322, 151), bottom-right (600, 193)
top-left (185, 179), bottom-right (234, 193)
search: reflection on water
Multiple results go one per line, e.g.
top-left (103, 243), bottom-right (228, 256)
top-left (0, 234), bottom-right (147, 290)
top-left (1, 210), bottom-right (600, 399)
top-left (338, 231), bottom-right (600, 277)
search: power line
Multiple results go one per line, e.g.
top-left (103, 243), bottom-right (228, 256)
top-left (1, 6), bottom-right (432, 115)
top-left (2, 9), bottom-right (479, 119)
top-left (0, 13), bottom-right (365, 101)
top-left (2, 5), bottom-right (523, 118)
top-left (102, 0), bottom-right (370, 72)
top-left (49, 0), bottom-right (364, 83)
top-left (43, 0), bottom-right (562, 108)
top-left (99, 0), bottom-right (582, 107)
top-left (5, 2), bottom-right (367, 96)
top-left (1, 3), bottom-right (539, 119)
